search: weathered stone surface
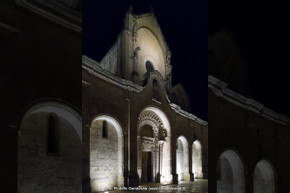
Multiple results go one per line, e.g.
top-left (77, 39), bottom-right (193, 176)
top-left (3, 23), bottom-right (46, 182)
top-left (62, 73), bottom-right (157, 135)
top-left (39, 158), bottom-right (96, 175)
top-left (82, 10), bottom-right (208, 192)
top-left (19, 113), bottom-right (81, 193)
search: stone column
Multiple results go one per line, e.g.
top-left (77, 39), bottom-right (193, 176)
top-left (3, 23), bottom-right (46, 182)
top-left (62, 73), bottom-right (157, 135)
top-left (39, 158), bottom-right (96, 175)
top-left (157, 140), bottom-right (164, 182)
top-left (188, 143), bottom-right (194, 181)
top-left (171, 137), bottom-right (178, 184)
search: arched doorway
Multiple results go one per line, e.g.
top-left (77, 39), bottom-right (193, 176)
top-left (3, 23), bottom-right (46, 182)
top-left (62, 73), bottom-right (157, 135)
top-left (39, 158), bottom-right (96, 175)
top-left (217, 150), bottom-right (245, 193)
top-left (140, 124), bottom-right (155, 183)
top-left (176, 136), bottom-right (190, 182)
top-left (253, 160), bottom-right (275, 193)
top-left (18, 101), bottom-right (82, 193)
top-left (192, 140), bottom-right (203, 179)
top-left (90, 115), bottom-right (124, 191)
top-left (137, 107), bottom-right (172, 184)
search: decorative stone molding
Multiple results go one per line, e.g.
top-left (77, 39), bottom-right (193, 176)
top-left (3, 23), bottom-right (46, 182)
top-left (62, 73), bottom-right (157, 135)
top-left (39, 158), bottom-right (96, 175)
top-left (82, 80), bottom-right (91, 86)
top-left (83, 55), bottom-right (208, 129)
top-left (170, 103), bottom-right (208, 125)
top-left (137, 111), bottom-right (164, 183)
top-left (15, 0), bottom-right (81, 33)
top-left (137, 111), bottom-right (164, 129)
top-left (83, 55), bottom-right (143, 93)
top-left (0, 22), bottom-right (20, 33)
top-left (208, 75), bottom-right (290, 125)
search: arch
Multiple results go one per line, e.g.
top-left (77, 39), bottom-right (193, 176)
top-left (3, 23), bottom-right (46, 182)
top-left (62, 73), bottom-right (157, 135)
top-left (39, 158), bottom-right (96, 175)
top-left (18, 101), bottom-right (82, 193)
top-left (90, 115), bottom-right (124, 192)
top-left (176, 136), bottom-right (190, 182)
top-left (192, 140), bottom-right (203, 179)
top-left (217, 150), bottom-right (245, 193)
top-left (140, 124), bottom-right (154, 137)
top-left (21, 101), bottom-right (81, 140)
top-left (253, 159), bottom-right (275, 193)
top-left (135, 28), bottom-right (166, 85)
top-left (137, 106), bottom-right (172, 184)
top-left (46, 114), bottom-right (60, 155)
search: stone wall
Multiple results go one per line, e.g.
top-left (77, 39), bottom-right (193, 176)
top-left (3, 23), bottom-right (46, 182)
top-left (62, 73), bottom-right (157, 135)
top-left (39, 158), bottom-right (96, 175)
top-left (90, 120), bottom-right (120, 191)
top-left (82, 55), bottom-right (208, 190)
top-left (208, 77), bottom-right (290, 192)
top-left (19, 113), bottom-right (81, 193)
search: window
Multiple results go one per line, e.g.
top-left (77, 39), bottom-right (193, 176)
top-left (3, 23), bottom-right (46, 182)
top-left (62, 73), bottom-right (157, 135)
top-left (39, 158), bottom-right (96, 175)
top-left (142, 61), bottom-right (155, 86)
top-left (145, 61), bottom-right (154, 72)
top-left (102, 120), bottom-right (108, 138)
top-left (47, 115), bottom-right (59, 155)
top-left (153, 79), bottom-right (160, 101)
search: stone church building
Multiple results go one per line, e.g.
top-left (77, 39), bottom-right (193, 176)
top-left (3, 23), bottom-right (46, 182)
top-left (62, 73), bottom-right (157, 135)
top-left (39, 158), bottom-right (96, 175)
top-left (1, 0), bottom-right (82, 192)
top-left (82, 10), bottom-right (208, 192)
top-left (208, 30), bottom-right (290, 193)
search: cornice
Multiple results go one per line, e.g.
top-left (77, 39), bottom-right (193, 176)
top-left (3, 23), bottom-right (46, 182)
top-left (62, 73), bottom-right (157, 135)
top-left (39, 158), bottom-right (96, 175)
top-left (15, 0), bottom-right (81, 33)
top-left (82, 55), bottom-right (143, 93)
top-left (208, 75), bottom-right (289, 125)
top-left (169, 103), bottom-right (208, 126)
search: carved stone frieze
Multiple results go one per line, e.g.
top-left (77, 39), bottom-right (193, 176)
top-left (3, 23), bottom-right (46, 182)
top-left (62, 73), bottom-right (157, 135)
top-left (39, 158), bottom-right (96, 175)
top-left (137, 111), bottom-right (164, 129)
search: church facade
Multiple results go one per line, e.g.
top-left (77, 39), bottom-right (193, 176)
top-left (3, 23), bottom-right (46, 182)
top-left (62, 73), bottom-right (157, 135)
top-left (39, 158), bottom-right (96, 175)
top-left (82, 10), bottom-right (208, 192)
top-left (1, 0), bottom-right (82, 192)
top-left (208, 30), bottom-right (290, 193)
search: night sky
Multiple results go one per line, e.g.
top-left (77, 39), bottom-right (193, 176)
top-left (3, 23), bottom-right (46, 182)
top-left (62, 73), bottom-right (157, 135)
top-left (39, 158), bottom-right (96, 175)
top-left (209, 1), bottom-right (290, 118)
top-left (84, 1), bottom-right (290, 120)
top-left (83, 0), bottom-right (208, 120)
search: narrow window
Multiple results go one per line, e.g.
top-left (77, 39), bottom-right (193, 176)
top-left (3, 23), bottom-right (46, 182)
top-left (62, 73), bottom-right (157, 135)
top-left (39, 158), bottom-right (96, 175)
top-left (47, 115), bottom-right (59, 155)
top-left (145, 61), bottom-right (154, 72)
top-left (153, 79), bottom-right (160, 101)
top-left (102, 120), bottom-right (108, 138)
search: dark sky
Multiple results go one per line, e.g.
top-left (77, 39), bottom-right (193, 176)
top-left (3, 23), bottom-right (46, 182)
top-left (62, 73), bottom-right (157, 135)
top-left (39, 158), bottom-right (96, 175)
top-left (83, 0), bottom-right (208, 120)
top-left (209, 1), bottom-right (290, 118)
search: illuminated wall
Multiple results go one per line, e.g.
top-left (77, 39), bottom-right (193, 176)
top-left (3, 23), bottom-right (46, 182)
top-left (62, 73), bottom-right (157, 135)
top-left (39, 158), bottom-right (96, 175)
top-left (217, 150), bottom-right (245, 193)
top-left (18, 102), bottom-right (82, 193)
top-left (90, 115), bottom-right (124, 192)
top-left (192, 140), bottom-right (203, 179)
top-left (137, 107), bottom-right (172, 184)
top-left (253, 160), bottom-right (275, 193)
top-left (176, 136), bottom-right (190, 182)
top-left (134, 28), bottom-right (165, 85)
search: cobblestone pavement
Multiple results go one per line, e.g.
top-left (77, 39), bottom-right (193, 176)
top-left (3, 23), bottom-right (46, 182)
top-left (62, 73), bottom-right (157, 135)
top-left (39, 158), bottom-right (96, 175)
top-left (97, 179), bottom-right (208, 193)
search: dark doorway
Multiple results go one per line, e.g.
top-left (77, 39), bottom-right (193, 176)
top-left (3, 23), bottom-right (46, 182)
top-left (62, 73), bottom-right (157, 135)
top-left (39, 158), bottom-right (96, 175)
top-left (141, 151), bottom-right (153, 183)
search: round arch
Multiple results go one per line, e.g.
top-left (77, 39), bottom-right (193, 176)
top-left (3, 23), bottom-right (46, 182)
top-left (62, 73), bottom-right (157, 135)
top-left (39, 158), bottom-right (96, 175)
top-left (90, 115), bottom-right (124, 191)
top-left (18, 101), bottom-right (82, 193)
top-left (253, 159), bottom-right (275, 193)
top-left (20, 101), bottom-right (81, 140)
top-left (192, 140), bottom-right (203, 179)
top-left (137, 106), bottom-right (172, 184)
top-left (217, 149), bottom-right (245, 193)
top-left (176, 136), bottom-right (190, 182)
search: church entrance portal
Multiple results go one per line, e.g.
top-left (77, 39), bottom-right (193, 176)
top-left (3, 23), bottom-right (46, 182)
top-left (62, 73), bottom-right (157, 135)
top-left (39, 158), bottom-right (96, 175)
top-left (141, 152), bottom-right (153, 183)
top-left (137, 107), bottom-right (172, 184)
